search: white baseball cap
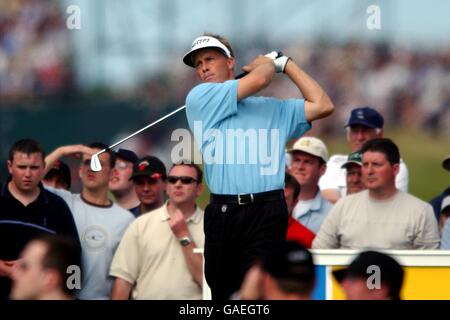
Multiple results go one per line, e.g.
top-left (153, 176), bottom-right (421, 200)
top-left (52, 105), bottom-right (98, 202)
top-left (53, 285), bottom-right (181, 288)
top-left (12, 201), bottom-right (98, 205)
top-left (287, 137), bottom-right (329, 162)
top-left (183, 36), bottom-right (232, 68)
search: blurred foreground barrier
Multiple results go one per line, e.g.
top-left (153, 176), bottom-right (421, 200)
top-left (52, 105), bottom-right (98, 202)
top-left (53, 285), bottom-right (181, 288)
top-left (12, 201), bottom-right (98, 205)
top-left (195, 249), bottom-right (450, 300)
top-left (310, 249), bottom-right (450, 300)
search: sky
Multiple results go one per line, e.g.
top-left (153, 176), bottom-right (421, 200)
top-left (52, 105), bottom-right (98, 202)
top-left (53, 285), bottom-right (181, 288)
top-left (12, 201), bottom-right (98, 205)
top-left (60, 0), bottom-right (450, 89)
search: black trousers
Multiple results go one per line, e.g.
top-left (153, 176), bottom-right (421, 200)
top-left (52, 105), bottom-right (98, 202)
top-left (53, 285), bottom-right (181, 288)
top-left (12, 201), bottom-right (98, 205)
top-left (203, 198), bottom-right (288, 300)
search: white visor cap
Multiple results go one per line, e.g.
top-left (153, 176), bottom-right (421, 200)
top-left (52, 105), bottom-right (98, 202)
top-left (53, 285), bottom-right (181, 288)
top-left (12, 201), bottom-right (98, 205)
top-left (183, 36), bottom-right (232, 68)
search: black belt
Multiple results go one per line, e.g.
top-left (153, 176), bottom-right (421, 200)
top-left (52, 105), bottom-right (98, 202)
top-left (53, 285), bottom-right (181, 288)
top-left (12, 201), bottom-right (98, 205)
top-left (210, 189), bottom-right (284, 205)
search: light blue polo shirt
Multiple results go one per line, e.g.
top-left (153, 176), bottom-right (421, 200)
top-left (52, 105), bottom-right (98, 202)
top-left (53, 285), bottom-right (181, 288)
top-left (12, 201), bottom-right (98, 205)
top-left (186, 79), bottom-right (310, 194)
top-left (292, 190), bottom-right (333, 234)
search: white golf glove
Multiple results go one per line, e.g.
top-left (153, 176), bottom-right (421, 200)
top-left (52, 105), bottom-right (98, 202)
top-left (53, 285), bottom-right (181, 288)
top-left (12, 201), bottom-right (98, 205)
top-left (264, 51), bottom-right (290, 73)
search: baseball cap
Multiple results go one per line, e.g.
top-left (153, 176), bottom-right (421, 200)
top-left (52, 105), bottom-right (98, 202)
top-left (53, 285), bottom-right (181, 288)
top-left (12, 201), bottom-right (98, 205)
top-left (44, 160), bottom-right (71, 189)
top-left (183, 35), bottom-right (232, 68)
top-left (442, 155), bottom-right (450, 171)
top-left (333, 251), bottom-right (404, 299)
top-left (130, 156), bottom-right (167, 181)
top-left (345, 107), bottom-right (384, 129)
top-left (115, 149), bottom-right (138, 164)
top-left (341, 150), bottom-right (363, 169)
top-left (262, 241), bottom-right (315, 281)
top-left (441, 196), bottom-right (450, 213)
top-left (287, 137), bottom-right (329, 162)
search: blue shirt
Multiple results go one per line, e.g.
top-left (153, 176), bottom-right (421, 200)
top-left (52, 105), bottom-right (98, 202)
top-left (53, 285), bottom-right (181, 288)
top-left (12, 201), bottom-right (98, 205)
top-left (292, 190), bottom-right (333, 234)
top-left (186, 80), bottom-right (310, 194)
top-left (430, 187), bottom-right (450, 220)
top-left (441, 218), bottom-right (450, 249)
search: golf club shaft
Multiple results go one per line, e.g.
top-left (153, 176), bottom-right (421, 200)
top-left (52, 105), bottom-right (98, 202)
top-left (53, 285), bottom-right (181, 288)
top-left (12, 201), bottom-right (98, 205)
top-left (99, 71), bottom-right (250, 154)
top-left (105, 105), bottom-right (187, 152)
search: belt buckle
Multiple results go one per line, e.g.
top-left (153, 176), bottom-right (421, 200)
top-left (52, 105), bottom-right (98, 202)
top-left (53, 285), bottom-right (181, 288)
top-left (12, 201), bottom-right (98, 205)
top-left (238, 193), bottom-right (254, 205)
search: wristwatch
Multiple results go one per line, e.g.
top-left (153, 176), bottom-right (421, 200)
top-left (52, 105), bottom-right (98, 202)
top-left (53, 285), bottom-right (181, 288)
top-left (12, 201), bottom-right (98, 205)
top-left (179, 236), bottom-right (192, 247)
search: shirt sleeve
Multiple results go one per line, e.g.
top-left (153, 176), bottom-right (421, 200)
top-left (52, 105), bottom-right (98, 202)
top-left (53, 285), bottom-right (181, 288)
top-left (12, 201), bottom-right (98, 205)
top-left (312, 199), bottom-right (342, 249)
top-left (43, 185), bottom-right (74, 210)
top-left (396, 160), bottom-right (409, 192)
top-left (280, 98), bottom-right (311, 140)
top-left (414, 204), bottom-right (440, 249)
top-left (186, 80), bottom-right (238, 130)
top-left (53, 195), bottom-right (82, 252)
top-left (109, 220), bottom-right (141, 285)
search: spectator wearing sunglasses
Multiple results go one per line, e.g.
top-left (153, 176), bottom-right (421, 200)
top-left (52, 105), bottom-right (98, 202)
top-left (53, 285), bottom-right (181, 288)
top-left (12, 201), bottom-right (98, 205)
top-left (129, 156), bottom-right (167, 217)
top-left (110, 160), bottom-right (204, 299)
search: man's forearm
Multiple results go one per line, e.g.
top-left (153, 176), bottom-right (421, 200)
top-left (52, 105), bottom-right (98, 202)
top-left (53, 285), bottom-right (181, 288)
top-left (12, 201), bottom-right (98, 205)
top-left (321, 189), bottom-right (341, 204)
top-left (44, 147), bottom-right (65, 176)
top-left (284, 59), bottom-right (334, 122)
top-left (111, 278), bottom-right (133, 300)
top-left (237, 58), bottom-right (276, 101)
top-left (181, 243), bottom-right (204, 288)
top-left (44, 144), bottom-right (94, 176)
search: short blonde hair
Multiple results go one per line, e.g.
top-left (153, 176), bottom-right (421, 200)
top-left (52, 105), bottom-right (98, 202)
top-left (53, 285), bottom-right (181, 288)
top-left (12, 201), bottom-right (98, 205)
top-left (202, 32), bottom-right (234, 58)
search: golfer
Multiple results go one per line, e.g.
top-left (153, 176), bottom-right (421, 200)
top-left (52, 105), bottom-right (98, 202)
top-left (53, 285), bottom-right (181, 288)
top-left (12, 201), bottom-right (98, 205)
top-left (183, 33), bottom-right (334, 300)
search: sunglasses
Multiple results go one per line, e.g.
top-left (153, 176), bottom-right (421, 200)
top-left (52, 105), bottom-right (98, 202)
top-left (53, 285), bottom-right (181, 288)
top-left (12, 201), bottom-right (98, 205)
top-left (167, 176), bottom-right (198, 184)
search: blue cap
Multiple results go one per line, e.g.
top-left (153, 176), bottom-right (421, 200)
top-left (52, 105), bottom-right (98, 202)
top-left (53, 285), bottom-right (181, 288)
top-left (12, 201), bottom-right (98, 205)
top-left (115, 149), bottom-right (138, 164)
top-left (345, 107), bottom-right (384, 129)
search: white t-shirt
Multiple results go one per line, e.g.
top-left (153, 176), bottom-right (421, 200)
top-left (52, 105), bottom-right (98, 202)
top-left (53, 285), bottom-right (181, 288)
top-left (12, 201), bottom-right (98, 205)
top-left (319, 154), bottom-right (409, 196)
top-left (46, 187), bottom-right (134, 299)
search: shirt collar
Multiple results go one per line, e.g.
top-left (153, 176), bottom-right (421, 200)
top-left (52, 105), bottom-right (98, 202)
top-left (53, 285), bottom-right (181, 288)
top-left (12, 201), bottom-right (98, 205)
top-left (309, 190), bottom-right (323, 211)
top-left (294, 190), bottom-right (323, 218)
top-left (1, 178), bottom-right (48, 204)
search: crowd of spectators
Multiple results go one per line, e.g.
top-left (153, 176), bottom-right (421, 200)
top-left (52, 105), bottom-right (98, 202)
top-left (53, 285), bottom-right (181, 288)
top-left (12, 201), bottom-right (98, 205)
top-left (1, 1), bottom-right (450, 136)
top-left (0, 0), bottom-right (72, 101)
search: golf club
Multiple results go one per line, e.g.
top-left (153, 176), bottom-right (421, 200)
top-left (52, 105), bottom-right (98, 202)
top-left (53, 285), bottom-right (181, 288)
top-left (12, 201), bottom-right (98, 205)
top-left (90, 105), bottom-right (186, 171)
top-left (90, 51), bottom-right (283, 171)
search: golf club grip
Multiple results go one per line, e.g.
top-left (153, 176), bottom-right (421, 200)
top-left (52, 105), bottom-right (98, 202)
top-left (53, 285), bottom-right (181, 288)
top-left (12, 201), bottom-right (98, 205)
top-left (234, 51), bottom-right (283, 79)
top-left (235, 72), bottom-right (247, 79)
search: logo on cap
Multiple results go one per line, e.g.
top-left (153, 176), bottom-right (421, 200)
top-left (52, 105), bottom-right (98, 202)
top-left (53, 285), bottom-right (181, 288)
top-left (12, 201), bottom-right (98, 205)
top-left (138, 160), bottom-right (149, 171)
top-left (357, 110), bottom-right (365, 119)
top-left (300, 139), bottom-right (311, 147)
top-left (192, 38), bottom-right (210, 48)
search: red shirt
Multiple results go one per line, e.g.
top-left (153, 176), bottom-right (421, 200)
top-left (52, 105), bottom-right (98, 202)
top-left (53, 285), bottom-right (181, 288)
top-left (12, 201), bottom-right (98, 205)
top-left (286, 216), bottom-right (316, 248)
